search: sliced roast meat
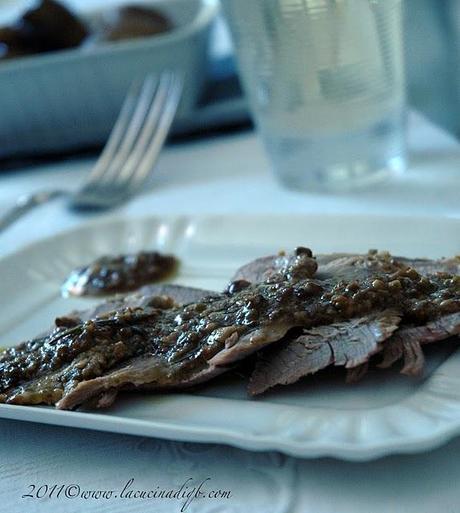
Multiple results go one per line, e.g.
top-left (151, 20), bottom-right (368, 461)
top-left (395, 256), bottom-right (460, 276)
top-left (1, 249), bottom-right (459, 409)
top-left (136, 284), bottom-right (216, 305)
top-left (54, 284), bottom-right (215, 327)
top-left (317, 253), bottom-right (460, 281)
top-left (231, 247), bottom-right (317, 283)
top-left (378, 312), bottom-right (460, 376)
top-left (56, 317), bottom-right (292, 410)
top-left (3, 251), bottom-right (459, 409)
top-left (232, 255), bottom-right (284, 284)
top-left (233, 250), bottom-right (460, 284)
top-left (248, 310), bottom-right (401, 396)
top-left (240, 250), bottom-right (460, 388)
top-left (231, 251), bottom-right (383, 283)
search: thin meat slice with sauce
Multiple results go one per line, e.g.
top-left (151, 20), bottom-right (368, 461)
top-left (378, 312), bottom-right (460, 376)
top-left (248, 310), bottom-right (402, 396)
top-left (1, 249), bottom-right (459, 409)
top-left (233, 250), bottom-right (460, 283)
top-left (236, 250), bottom-right (460, 393)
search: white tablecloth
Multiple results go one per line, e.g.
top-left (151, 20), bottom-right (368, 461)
top-left (1, 112), bottom-right (460, 513)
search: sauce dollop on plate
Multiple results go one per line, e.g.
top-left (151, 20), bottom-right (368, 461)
top-left (62, 251), bottom-right (178, 297)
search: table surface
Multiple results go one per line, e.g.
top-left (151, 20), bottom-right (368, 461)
top-left (1, 112), bottom-right (460, 513)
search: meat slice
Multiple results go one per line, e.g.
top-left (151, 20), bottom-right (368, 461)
top-left (231, 247), bottom-right (317, 283)
top-left (232, 252), bottom-right (368, 282)
top-left (248, 310), bottom-right (401, 396)
top-left (135, 284), bottom-right (217, 306)
top-left (76, 284), bottom-right (216, 322)
top-left (395, 257), bottom-right (460, 276)
top-left (241, 250), bottom-right (460, 390)
top-left (1, 248), bottom-right (459, 409)
top-left (318, 254), bottom-right (460, 280)
top-left (378, 312), bottom-right (460, 376)
top-left (56, 319), bottom-right (292, 410)
top-left (233, 251), bottom-right (460, 283)
top-left (3, 250), bottom-right (458, 409)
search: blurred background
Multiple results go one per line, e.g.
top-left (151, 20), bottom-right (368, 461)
top-left (0, 0), bottom-right (246, 162)
top-left (405, 0), bottom-right (460, 139)
top-left (2, 0), bottom-right (460, 164)
top-left (0, 0), bottom-right (460, 165)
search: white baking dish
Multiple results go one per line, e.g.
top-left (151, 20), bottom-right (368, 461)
top-left (0, 0), bottom-right (219, 158)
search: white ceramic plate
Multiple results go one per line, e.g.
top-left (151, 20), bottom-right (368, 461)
top-left (0, 214), bottom-right (460, 461)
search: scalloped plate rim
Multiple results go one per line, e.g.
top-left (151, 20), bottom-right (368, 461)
top-left (0, 213), bottom-right (459, 461)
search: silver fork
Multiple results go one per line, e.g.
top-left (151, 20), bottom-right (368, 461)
top-left (0, 71), bottom-right (182, 231)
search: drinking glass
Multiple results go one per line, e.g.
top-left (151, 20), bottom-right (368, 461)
top-left (221, 0), bottom-right (407, 191)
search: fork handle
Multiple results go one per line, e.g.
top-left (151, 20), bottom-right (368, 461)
top-left (0, 190), bottom-right (66, 233)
